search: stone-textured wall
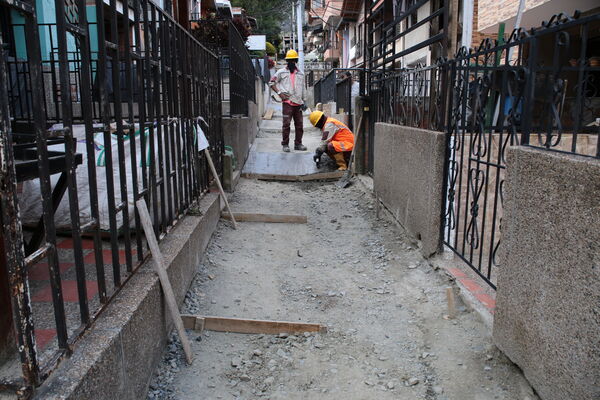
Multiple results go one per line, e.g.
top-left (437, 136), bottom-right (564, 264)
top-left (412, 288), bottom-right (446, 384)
top-left (493, 146), bottom-right (600, 400)
top-left (373, 123), bottom-right (446, 257)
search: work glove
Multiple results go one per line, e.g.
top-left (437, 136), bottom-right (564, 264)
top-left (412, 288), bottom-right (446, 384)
top-left (301, 104), bottom-right (307, 111)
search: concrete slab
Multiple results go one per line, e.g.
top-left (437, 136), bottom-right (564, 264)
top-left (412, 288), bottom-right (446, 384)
top-left (245, 115), bottom-right (338, 178)
top-left (243, 151), bottom-right (321, 176)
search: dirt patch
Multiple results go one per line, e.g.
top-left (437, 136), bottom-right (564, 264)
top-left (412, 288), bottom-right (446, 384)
top-left (148, 178), bottom-right (537, 400)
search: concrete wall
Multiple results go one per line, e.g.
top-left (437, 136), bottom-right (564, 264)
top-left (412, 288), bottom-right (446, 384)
top-left (493, 147), bottom-right (600, 400)
top-left (373, 123), bottom-right (446, 257)
top-left (222, 100), bottom-right (259, 173)
top-left (34, 194), bottom-right (221, 400)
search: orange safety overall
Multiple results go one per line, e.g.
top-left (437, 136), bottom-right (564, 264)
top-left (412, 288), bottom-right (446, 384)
top-left (321, 117), bottom-right (355, 153)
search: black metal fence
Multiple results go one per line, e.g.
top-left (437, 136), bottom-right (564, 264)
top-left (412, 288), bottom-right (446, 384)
top-left (368, 11), bottom-right (600, 288)
top-left (0, 0), bottom-right (222, 395)
top-left (227, 20), bottom-right (256, 116)
top-left (305, 62), bottom-right (334, 88)
top-left (366, 0), bottom-right (448, 94)
top-left (314, 69), bottom-right (336, 104)
top-left (313, 68), bottom-right (364, 130)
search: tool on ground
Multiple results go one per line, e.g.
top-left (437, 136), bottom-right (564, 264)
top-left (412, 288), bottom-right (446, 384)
top-left (136, 199), bottom-right (194, 365)
top-left (337, 112), bottom-right (365, 188)
top-left (313, 146), bottom-right (325, 168)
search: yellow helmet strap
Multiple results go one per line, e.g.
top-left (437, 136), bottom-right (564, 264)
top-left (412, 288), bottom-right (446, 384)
top-left (316, 114), bottom-right (326, 128)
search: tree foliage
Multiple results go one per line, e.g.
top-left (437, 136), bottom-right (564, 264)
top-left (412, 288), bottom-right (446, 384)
top-left (192, 18), bottom-right (251, 51)
top-left (265, 42), bottom-right (277, 56)
top-left (231, 0), bottom-right (288, 46)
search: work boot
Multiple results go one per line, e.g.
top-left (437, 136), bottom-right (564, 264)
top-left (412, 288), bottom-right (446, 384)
top-left (294, 144), bottom-right (307, 151)
top-left (282, 145), bottom-right (290, 152)
top-left (333, 152), bottom-right (347, 170)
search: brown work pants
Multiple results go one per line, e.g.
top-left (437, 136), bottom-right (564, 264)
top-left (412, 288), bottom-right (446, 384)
top-left (281, 102), bottom-right (304, 146)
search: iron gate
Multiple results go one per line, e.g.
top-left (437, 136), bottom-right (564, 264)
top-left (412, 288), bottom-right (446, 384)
top-left (443, 12), bottom-right (600, 288)
top-left (365, 5), bottom-right (600, 289)
top-left (365, 0), bottom-right (449, 173)
top-left (0, 0), bottom-right (223, 394)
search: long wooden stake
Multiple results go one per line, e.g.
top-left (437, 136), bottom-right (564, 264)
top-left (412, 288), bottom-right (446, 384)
top-left (181, 315), bottom-right (326, 334)
top-left (205, 149), bottom-right (237, 229)
top-left (446, 287), bottom-right (457, 319)
top-left (136, 199), bottom-right (194, 364)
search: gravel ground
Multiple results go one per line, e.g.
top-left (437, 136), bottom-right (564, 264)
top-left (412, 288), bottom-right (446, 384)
top-left (147, 178), bottom-right (538, 400)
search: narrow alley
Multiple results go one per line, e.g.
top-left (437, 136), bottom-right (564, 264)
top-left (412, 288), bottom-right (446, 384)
top-left (1, 0), bottom-right (598, 398)
top-left (147, 116), bottom-right (537, 400)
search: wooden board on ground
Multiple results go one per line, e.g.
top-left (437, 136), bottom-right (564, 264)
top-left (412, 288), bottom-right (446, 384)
top-left (242, 170), bottom-right (344, 182)
top-left (221, 212), bottom-right (307, 224)
top-left (263, 108), bottom-right (274, 120)
top-left (181, 315), bottom-right (326, 334)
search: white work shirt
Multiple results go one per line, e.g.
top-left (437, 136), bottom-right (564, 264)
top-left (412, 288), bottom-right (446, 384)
top-left (269, 67), bottom-right (306, 106)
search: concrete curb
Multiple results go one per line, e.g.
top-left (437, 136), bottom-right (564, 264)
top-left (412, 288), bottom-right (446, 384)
top-left (34, 193), bottom-right (221, 400)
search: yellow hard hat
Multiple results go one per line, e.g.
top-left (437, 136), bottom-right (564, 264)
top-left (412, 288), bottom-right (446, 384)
top-left (285, 49), bottom-right (299, 60)
top-left (309, 110), bottom-right (324, 127)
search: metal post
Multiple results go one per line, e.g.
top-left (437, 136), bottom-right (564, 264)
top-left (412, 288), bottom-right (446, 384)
top-left (291, 3), bottom-right (295, 52)
top-left (296, 0), bottom-right (304, 71)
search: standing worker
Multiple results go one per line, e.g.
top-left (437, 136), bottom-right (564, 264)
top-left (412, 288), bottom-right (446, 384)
top-left (269, 50), bottom-right (307, 152)
top-left (309, 110), bottom-right (355, 171)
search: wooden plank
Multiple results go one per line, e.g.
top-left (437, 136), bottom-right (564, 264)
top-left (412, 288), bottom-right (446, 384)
top-left (299, 171), bottom-right (345, 181)
top-left (181, 315), bottom-right (206, 331)
top-left (205, 149), bottom-right (237, 229)
top-left (241, 172), bottom-right (300, 181)
top-left (263, 108), bottom-right (274, 120)
top-left (136, 199), bottom-right (194, 365)
top-left (181, 315), bottom-right (326, 334)
top-left (242, 170), bottom-right (344, 182)
top-left (221, 212), bottom-right (307, 224)
top-left (446, 287), bottom-right (457, 319)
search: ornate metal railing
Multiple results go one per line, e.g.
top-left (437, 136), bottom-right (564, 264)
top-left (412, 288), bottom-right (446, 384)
top-left (369, 63), bottom-right (447, 131)
top-left (369, 10), bottom-right (600, 288)
top-left (0, 0), bottom-right (223, 395)
top-left (443, 11), bottom-right (600, 288)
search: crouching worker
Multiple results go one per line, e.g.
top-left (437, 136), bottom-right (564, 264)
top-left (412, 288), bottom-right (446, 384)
top-left (309, 111), bottom-right (355, 171)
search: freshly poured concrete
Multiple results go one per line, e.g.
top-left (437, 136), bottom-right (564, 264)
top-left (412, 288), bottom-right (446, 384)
top-left (243, 105), bottom-right (337, 177)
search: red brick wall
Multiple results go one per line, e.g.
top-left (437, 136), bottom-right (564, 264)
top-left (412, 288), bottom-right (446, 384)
top-left (472, 0), bottom-right (498, 48)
